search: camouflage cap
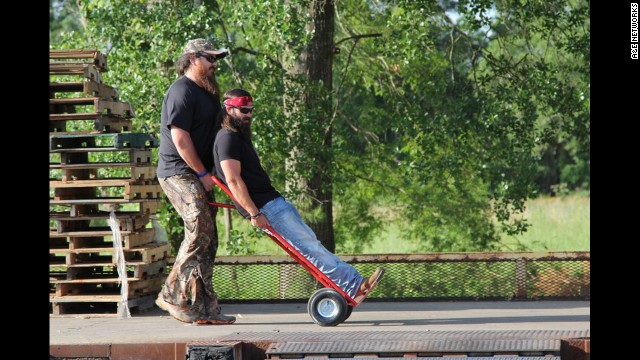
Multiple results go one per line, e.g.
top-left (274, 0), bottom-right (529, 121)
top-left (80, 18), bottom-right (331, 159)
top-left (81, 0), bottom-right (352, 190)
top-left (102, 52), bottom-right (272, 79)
top-left (182, 38), bottom-right (229, 59)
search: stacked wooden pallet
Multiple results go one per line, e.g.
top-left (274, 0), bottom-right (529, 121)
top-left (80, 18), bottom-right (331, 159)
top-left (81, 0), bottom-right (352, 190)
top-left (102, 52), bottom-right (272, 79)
top-left (49, 49), bottom-right (169, 317)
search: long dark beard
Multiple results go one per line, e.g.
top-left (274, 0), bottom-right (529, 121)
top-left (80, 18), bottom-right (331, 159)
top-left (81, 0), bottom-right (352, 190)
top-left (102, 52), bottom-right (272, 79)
top-left (196, 67), bottom-right (220, 99)
top-left (225, 113), bottom-right (252, 140)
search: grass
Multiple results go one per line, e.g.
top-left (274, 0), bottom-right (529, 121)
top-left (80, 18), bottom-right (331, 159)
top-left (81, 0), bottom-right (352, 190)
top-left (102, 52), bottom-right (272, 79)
top-left (497, 195), bottom-right (590, 252)
top-left (215, 194), bottom-right (590, 255)
top-left (356, 226), bottom-right (420, 254)
top-left (360, 194), bottom-right (590, 253)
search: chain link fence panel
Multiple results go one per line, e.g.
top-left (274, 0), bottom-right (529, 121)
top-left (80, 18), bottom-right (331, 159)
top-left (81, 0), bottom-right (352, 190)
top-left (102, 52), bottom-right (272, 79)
top-left (209, 252), bottom-right (589, 302)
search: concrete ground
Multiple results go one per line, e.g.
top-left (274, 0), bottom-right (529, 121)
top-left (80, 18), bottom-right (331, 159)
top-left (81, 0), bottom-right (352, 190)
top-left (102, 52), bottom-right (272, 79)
top-left (50, 300), bottom-right (590, 345)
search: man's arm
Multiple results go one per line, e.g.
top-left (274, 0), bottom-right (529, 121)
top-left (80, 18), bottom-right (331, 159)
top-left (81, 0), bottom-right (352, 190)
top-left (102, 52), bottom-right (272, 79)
top-left (220, 159), bottom-right (269, 227)
top-left (171, 126), bottom-right (214, 190)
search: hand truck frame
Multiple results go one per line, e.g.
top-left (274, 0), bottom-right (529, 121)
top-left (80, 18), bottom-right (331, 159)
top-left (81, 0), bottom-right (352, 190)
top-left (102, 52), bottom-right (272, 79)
top-left (208, 175), bottom-right (376, 326)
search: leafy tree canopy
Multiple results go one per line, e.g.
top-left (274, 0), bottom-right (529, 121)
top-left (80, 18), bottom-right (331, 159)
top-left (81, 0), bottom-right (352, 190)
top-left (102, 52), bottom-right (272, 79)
top-left (50, 0), bottom-right (589, 253)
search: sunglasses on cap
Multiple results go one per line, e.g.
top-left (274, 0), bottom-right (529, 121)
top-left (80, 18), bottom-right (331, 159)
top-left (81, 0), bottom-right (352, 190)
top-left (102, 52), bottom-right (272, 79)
top-left (233, 107), bottom-right (253, 114)
top-left (196, 52), bottom-right (217, 63)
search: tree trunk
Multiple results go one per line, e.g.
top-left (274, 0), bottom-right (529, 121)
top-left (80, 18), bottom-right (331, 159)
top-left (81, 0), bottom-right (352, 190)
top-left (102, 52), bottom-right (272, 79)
top-left (283, 0), bottom-right (336, 252)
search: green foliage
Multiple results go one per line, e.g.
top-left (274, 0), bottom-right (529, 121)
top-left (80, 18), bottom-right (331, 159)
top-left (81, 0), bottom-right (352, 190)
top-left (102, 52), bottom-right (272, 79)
top-left (50, 0), bottom-right (589, 254)
top-left (333, 181), bottom-right (384, 253)
top-left (215, 213), bottom-right (284, 256)
top-left (225, 229), bottom-right (258, 256)
top-left (50, 0), bottom-right (84, 43)
top-left (330, 1), bottom-right (531, 249)
top-left (471, 0), bottom-right (591, 195)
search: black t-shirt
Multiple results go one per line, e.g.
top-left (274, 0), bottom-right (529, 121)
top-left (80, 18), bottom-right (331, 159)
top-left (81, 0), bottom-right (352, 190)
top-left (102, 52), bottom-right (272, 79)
top-left (213, 128), bottom-right (281, 218)
top-left (157, 76), bottom-right (221, 178)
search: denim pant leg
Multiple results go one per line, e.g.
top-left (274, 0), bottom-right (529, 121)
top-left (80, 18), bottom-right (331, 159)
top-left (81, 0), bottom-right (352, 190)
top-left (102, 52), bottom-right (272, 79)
top-left (261, 197), bottom-right (364, 298)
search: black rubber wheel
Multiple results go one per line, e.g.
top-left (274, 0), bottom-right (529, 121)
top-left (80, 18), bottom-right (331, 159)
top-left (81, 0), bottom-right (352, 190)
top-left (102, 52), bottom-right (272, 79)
top-left (342, 305), bottom-right (354, 322)
top-left (307, 288), bottom-right (349, 326)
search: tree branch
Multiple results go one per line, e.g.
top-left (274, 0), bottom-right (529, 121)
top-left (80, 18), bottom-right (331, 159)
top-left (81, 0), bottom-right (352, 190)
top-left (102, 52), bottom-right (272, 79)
top-left (334, 33), bottom-right (382, 47)
top-left (449, 28), bottom-right (456, 85)
top-left (438, 5), bottom-right (485, 92)
top-left (326, 33), bottom-right (382, 137)
top-left (215, 2), bottom-right (244, 86)
top-left (327, 36), bottom-right (360, 137)
top-left (352, 173), bottom-right (408, 195)
top-left (232, 46), bottom-right (283, 69)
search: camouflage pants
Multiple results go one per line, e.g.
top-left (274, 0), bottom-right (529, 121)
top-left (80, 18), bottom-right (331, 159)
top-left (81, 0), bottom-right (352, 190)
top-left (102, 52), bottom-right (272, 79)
top-left (158, 174), bottom-right (219, 318)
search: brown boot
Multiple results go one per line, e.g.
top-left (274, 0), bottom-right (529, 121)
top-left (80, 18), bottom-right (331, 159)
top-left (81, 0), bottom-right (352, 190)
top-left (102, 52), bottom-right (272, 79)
top-left (155, 297), bottom-right (197, 323)
top-left (194, 305), bottom-right (236, 325)
top-left (194, 312), bottom-right (236, 325)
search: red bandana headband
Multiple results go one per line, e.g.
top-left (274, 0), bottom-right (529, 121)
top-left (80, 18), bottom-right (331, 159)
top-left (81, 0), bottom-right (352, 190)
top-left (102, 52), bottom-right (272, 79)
top-left (223, 96), bottom-right (253, 109)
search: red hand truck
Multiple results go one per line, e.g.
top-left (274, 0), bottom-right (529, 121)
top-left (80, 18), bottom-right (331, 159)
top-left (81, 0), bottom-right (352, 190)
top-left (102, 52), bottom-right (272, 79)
top-left (208, 175), bottom-right (377, 326)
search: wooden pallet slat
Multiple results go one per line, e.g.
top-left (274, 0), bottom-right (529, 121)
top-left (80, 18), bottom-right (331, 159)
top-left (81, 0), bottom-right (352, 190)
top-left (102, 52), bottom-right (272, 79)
top-left (49, 197), bottom-right (160, 205)
top-left (50, 259), bottom-right (167, 279)
top-left (50, 242), bottom-right (171, 265)
top-left (61, 258), bottom-right (159, 268)
top-left (53, 149), bottom-right (152, 165)
top-left (51, 275), bottom-right (147, 284)
top-left (52, 274), bottom-right (166, 297)
top-left (50, 164), bottom-right (156, 182)
top-left (50, 116), bottom-right (132, 133)
top-left (50, 98), bottom-right (135, 118)
top-left (126, 183), bottom-right (163, 200)
top-left (50, 147), bottom-right (154, 159)
top-left (49, 198), bottom-right (162, 215)
top-left (50, 162), bottom-right (153, 170)
top-left (51, 179), bottom-right (162, 201)
top-left (93, 116), bottom-right (132, 133)
top-left (49, 63), bottom-right (102, 83)
top-left (49, 228), bottom-right (156, 250)
top-left (50, 81), bottom-right (118, 100)
top-left (50, 294), bottom-right (156, 317)
top-left (49, 262), bottom-right (168, 283)
top-left (49, 228), bottom-right (136, 237)
top-left (83, 80), bottom-right (117, 99)
top-left (51, 178), bottom-right (157, 186)
top-left (95, 99), bottom-right (135, 118)
top-left (49, 49), bottom-right (108, 71)
top-left (50, 132), bottom-right (159, 151)
top-left (50, 113), bottom-right (101, 120)
top-left (50, 211), bottom-right (150, 223)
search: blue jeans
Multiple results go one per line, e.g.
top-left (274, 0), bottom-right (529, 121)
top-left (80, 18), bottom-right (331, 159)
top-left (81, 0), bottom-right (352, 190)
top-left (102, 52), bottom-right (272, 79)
top-left (260, 196), bottom-right (364, 298)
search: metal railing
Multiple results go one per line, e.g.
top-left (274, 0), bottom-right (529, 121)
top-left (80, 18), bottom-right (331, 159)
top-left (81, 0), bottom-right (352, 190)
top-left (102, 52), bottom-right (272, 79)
top-left (211, 251), bottom-right (590, 302)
